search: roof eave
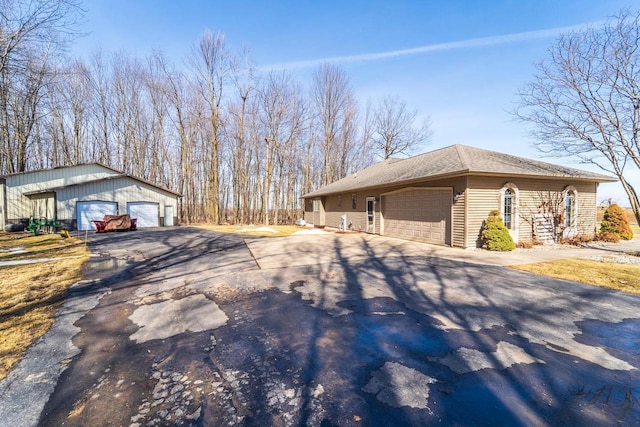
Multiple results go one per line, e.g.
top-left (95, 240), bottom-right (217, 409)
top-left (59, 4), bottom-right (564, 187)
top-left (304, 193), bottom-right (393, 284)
top-left (302, 170), bottom-right (617, 198)
top-left (468, 171), bottom-right (618, 183)
top-left (302, 171), bottom-right (471, 198)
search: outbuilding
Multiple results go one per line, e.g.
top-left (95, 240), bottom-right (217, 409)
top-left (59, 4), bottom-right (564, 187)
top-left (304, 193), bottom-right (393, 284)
top-left (302, 145), bottom-right (617, 248)
top-left (0, 163), bottom-right (180, 231)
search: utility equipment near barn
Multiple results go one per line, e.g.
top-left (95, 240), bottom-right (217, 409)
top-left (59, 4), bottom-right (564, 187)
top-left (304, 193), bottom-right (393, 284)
top-left (92, 214), bottom-right (138, 233)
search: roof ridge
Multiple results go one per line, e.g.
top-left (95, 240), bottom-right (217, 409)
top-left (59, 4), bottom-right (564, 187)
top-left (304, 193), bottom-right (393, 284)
top-left (454, 145), bottom-right (471, 169)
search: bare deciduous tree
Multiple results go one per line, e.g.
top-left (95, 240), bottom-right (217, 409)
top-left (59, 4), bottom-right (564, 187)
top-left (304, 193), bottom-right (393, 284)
top-left (311, 63), bottom-right (358, 185)
top-left (370, 95), bottom-right (433, 159)
top-left (516, 9), bottom-right (640, 224)
top-left (259, 70), bottom-right (305, 224)
top-left (0, 0), bottom-right (83, 173)
top-left (189, 30), bottom-right (230, 224)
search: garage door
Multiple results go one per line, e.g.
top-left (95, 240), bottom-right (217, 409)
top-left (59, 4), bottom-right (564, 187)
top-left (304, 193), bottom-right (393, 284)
top-left (127, 202), bottom-right (159, 228)
top-left (77, 201), bottom-right (117, 231)
top-left (383, 189), bottom-right (451, 245)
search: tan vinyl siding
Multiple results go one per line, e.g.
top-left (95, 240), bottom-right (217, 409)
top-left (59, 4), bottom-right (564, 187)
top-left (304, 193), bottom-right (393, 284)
top-left (303, 174), bottom-right (600, 248)
top-left (317, 191), bottom-right (376, 232)
top-left (466, 176), bottom-right (599, 247)
top-left (452, 176), bottom-right (467, 247)
top-left (304, 177), bottom-right (464, 240)
top-left (303, 197), bottom-right (326, 226)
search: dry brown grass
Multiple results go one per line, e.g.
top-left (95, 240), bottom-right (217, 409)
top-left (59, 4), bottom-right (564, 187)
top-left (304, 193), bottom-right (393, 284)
top-left (511, 258), bottom-right (640, 295)
top-left (0, 232), bottom-right (88, 380)
top-left (194, 224), bottom-right (303, 237)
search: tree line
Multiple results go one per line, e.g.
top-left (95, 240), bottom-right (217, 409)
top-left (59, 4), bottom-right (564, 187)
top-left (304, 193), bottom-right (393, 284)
top-left (0, 1), bottom-right (432, 224)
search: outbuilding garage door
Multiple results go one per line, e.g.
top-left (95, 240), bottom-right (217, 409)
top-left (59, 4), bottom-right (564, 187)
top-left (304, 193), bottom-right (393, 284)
top-left (77, 201), bottom-right (117, 231)
top-left (127, 202), bottom-right (159, 228)
top-left (383, 189), bottom-right (451, 245)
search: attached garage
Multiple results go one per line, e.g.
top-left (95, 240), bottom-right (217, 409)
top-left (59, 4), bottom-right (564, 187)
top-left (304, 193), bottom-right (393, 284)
top-left (77, 201), bottom-right (118, 231)
top-left (382, 188), bottom-right (451, 245)
top-left (127, 202), bottom-right (159, 228)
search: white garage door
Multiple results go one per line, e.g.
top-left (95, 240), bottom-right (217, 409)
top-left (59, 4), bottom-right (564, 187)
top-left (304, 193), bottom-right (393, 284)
top-left (77, 201), bottom-right (117, 231)
top-left (127, 202), bottom-right (159, 228)
top-left (383, 189), bottom-right (451, 245)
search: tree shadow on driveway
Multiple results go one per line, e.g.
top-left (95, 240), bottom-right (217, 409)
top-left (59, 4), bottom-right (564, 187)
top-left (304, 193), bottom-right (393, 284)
top-left (21, 228), bottom-right (640, 426)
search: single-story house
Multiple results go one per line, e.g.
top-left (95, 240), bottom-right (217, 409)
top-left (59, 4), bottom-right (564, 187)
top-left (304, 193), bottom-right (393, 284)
top-left (302, 145), bottom-right (617, 248)
top-left (0, 163), bottom-right (181, 231)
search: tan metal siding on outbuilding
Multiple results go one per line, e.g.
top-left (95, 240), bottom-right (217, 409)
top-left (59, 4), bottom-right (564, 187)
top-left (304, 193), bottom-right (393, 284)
top-left (55, 177), bottom-right (178, 226)
top-left (1, 164), bottom-right (179, 229)
top-left (2, 164), bottom-right (119, 221)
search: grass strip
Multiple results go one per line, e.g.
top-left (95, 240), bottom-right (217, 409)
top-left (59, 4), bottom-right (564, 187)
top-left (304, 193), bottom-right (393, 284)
top-left (511, 258), bottom-right (640, 295)
top-left (0, 233), bottom-right (88, 380)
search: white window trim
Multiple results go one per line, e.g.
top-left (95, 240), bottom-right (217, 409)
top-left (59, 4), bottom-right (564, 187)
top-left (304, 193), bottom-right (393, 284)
top-left (500, 182), bottom-right (519, 243)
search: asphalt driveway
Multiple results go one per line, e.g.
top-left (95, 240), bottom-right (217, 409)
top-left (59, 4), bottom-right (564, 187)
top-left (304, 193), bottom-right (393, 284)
top-left (1, 228), bottom-right (639, 426)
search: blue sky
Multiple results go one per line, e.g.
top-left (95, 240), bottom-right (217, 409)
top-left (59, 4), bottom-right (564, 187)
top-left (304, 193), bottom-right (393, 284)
top-left (73, 0), bottom-right (638, 205)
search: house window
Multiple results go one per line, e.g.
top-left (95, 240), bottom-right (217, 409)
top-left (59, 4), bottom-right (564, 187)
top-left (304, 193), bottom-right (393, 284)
top-left (352, 194), bottom-right (357, 210)
top-left (503, 189), bottom-right (514, 229)
top-left (500, 182), bottom-right (519, 234)
top-left (564, 186), bottom-right (577, 228)
top-left (313, 199), bottom-right (320, 213)
top-left (337, 195), bottom-right (342, 208)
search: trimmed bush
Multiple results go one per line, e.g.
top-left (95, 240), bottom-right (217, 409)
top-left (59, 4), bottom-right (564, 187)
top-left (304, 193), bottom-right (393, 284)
top-left (600, 204), bottom-right (633, 240)
top-left (481, 210), bottom-right (516, 251)
top-left (516, 241), bottom-right (534, 249)
top-left (559, 234), bottom-right (595, 246)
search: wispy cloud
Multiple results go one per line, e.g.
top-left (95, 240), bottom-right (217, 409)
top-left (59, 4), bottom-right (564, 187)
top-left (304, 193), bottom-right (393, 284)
top-left (264, 22), bottom-right (603, 71)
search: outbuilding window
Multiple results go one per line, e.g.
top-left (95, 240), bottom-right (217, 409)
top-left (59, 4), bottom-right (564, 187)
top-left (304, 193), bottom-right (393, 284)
top-left (352, 194), bottom-right (357, 210)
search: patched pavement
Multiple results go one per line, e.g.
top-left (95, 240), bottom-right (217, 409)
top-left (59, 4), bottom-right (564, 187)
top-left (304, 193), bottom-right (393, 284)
top-left (1, 228), bottom-right (639, 426)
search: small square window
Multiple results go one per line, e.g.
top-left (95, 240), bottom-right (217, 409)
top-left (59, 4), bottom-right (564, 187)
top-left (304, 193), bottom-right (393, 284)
top-left (352, 194), bottom-right (357, 210)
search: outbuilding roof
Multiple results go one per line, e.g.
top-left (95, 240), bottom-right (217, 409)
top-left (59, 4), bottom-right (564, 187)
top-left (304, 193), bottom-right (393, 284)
top-left (22, 173), bottom-right (182, 197)
top-left (302, 144), bottom-right (617, 198)
top-left (2, 163), bottom-right (181, 197)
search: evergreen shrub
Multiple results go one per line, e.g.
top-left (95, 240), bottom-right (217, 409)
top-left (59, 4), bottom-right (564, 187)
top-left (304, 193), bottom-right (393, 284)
top-left (481, 210), bottom-right (516, 251)
top-left (600, 204), bottom-right (633, 240)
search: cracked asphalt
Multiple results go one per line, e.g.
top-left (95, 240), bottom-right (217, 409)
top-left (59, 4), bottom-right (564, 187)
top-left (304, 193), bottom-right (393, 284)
top-left (1, 227), bottom-right (639, 426)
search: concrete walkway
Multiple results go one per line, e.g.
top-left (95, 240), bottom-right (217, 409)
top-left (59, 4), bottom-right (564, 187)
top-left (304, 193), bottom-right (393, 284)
top-left (246, 233), bottom-right (640, 270)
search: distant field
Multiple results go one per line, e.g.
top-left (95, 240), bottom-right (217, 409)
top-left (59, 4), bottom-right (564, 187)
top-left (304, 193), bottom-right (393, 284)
top-left (194, 224), bottom-right (303, 237)
top-left (597, 206), bottom-right (637, 221)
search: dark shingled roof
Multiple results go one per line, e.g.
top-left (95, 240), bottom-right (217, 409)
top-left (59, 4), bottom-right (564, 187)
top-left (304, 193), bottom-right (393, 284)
top-left (303, 144), bottom-right (617, 198)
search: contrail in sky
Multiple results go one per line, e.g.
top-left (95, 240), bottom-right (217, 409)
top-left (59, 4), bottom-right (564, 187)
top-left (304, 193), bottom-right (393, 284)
top-left (264, 22), bottom-right (603, 70)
